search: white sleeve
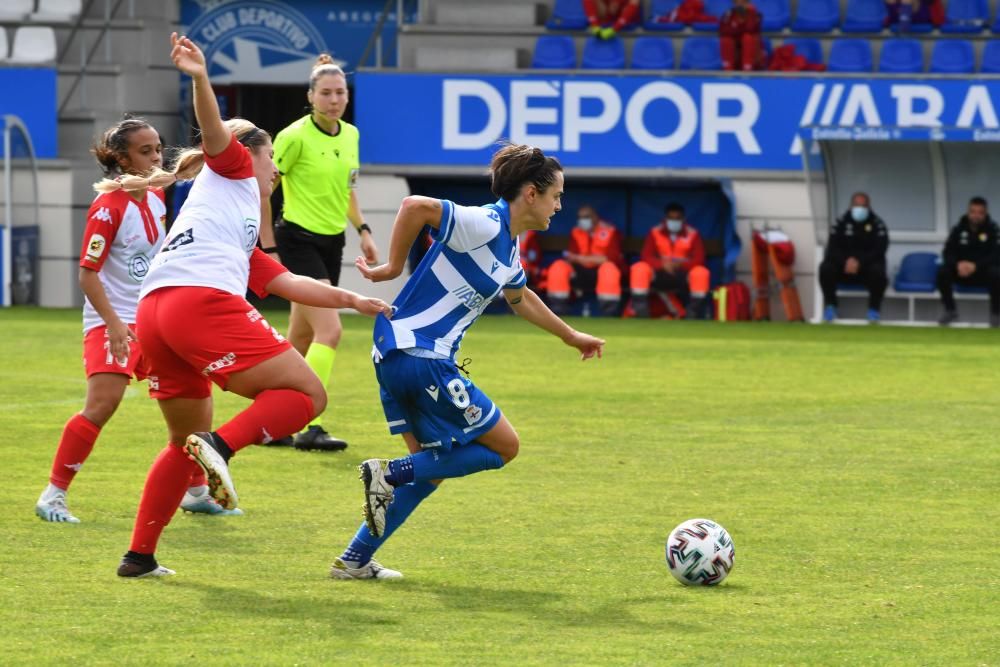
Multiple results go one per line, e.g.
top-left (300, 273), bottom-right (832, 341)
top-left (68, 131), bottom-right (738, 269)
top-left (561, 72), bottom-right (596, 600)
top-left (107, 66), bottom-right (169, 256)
top-left (431, 200), bottom-right (501, 252)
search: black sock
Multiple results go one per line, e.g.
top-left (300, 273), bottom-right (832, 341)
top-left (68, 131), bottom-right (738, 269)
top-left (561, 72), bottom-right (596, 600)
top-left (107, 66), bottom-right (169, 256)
top-left (124, 550), bottom-right (156, 566)
top-left (210, 432), bottom-right (234, 462)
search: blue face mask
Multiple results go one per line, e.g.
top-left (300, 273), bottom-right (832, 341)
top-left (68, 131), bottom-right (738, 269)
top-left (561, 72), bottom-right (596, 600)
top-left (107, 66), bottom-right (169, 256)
top-left (666, 219), bottom-right (683, 233)
top-left (851, 206), bottom-right (869, 223)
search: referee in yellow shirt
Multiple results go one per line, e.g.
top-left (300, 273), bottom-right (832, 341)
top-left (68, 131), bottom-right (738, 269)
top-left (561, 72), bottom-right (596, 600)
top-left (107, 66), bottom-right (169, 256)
top-left (261, 54), bottom-right (378, 451)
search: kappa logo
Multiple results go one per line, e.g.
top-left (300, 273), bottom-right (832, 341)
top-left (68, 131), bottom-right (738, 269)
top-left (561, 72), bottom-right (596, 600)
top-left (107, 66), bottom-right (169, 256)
top-left (64, 463), bottom-right (83, 472)
top-left (91, 207), bottom-right (113, 223)
top-left (261, 427), bottom-right (273, 445)
top-left (203, 352), bottom-right (237, 376)
top-left (452, 284), bottom-right (487, 311)
top-left (425, 385), bottom-right (440, 402)
top-left (463, 404), bottom-right (483, 425)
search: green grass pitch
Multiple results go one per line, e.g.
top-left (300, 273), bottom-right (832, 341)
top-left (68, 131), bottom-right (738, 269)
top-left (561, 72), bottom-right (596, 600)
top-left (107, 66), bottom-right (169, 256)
top-left (1, 307), bottom-right (998, 665)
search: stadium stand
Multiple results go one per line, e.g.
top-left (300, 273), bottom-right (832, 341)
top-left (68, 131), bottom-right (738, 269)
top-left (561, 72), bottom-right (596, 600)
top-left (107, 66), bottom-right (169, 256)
top-left (582, 35), bottom-right (626, 68)
top-left (0, 28), bottom-right (7, 61)
top-left (929, 39), bottom-right (976, 72)
top-left (630, 36), bottom-right (675, 68)
top-left (782, 37), bottom-right (823, 65)
top-left (644, 0), bottom-right (684, 30)
top-left (547, 0), bottom-right (589, 29)
top-left (29, 0), bottom-right (82, 23)
top-left (792, 0), bottom-right (841, 32)
top-left (981, 39), bottom-right (1000, 72)
top-left (827, 38), bottom-right (873, 71)
top-left (842, 0), bottom-right (887, 32)
top-left (8, 26), bottom-right (57, 63)
top-left (757, 0), bottom-right (792, 30)
top-left (0, 0), bottom-right (34, 22)
top-left (940, 0), bottom-right (989, 33)
top-left (693, 0), bottom-right (731, 31)
top-left (878, 38), bottom-right (924, 72)
top-left (680, 36), bottom-right (722, 70)
top-left (532, 34), bottom-right (577, 67)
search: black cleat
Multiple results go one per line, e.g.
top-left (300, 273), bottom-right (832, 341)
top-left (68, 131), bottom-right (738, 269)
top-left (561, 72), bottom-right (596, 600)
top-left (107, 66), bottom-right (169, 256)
top-left (294, 425), bottom-right (348, 452)
top-left (938, 310), bottom-right (959, 326)
top-left (117, 555), bottom-right (175, 578)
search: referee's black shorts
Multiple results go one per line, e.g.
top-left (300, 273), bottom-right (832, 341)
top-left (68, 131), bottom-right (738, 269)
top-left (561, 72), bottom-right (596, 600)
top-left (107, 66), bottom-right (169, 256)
top-left (274, 218), bottom-right (346, 285)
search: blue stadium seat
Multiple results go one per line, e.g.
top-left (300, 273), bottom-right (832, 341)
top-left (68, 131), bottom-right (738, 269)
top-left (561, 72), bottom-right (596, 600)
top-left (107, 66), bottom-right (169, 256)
top-left (827, 39), bottom-right (874, 72)
top-left (981, 40), bottom-right (1000, 72)
top-left (842, 0), bottom-right (887, 32)
top-left (582, 36), bottom-right (626, 69)
top-left (878, 39), bottom-right (924, 72)
top-left (630, 37), bottom-right (675, 69)
top-left (645, 0), bottom-right (684, 31)
top-left (955, 284), bottom-right (989, 294)
top-left (680, 37), bottom-right (722, 70)
top-left (546, 0), bottom-right (588, 29)
top-left (532, 36), bottom-right (577, 69)
top-left (940, 0), bottom-right (988, 33)
top-left (783, 38), bottom-right (823, 64)
top-left (757, 0), bottom-right (791, 31)
top-left (893, 252), bottom-right (939, 293)
top-left (929, 40), bottom-right (975, 73)
top-left (694, 0), bottom-right (732, 31)
top-left (793, 0), bottom-right (840, 32)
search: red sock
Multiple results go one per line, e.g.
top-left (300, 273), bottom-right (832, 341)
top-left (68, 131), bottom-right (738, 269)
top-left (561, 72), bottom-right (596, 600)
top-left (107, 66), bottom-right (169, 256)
top-left (189, 468), bottom-right (207, 488)
top-left (49, 413), bottom-right (101, 489)
top-left (216, 389), bottom-right (314, 453)
top-left (614, 2), bottom-right (640, 30)
top-left (129, 444), bottom-right (200, 554)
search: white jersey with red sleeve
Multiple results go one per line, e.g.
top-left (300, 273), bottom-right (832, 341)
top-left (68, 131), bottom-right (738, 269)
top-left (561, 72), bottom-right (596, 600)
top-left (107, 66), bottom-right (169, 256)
top-left (140, 134), bottom-right (263, 300)
top-left (79, 187), bottom-right (166, 333)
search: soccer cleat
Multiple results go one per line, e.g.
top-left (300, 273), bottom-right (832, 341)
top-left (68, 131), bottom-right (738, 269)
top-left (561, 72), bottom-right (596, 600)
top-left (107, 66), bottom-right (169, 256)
top-left (117, 557), bottom-right (175, 578)
top-left (359, 458), bottom-right (394, 538)
top-left (35, 493), bottom-right (80, 524)
top-left (329, 557), bottom-right (403, 580)
top-left (822, 305), bottom-right (837, 323)
top-left (867, 308), bottom-right (881, 324)
top-left (294, 425), bottom-right (348, 452)
top-left (938, 310), bottom-right (959, 326)
top-left (180, 490), bottom-right (244, 516)
top-left (183, 432), bottom-right (238, 510)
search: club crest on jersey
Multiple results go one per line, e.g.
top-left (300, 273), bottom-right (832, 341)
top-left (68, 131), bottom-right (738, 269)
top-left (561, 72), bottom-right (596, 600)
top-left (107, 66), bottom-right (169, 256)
top-left (463, 404), bottom-right (483, 425)
top-left (452, 284), bottom-right (487, 311)
top-left (128, 254), bottom-right (150, 281)
top-left (85, 234), bottom-right (106, 262)
top-left (91, 207), bottom-right (113, 223)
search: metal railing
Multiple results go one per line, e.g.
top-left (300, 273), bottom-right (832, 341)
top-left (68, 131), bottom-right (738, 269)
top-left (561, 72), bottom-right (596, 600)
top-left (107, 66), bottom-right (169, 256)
top-left (58, 0), bottom-right (135, 114)
top-left (2, 115), bottom-right (41, 307)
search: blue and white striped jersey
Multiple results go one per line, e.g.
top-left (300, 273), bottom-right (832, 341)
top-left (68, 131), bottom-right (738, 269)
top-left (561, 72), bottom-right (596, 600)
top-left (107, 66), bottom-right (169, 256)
top-left (373, 198), bottom-right (526, 361)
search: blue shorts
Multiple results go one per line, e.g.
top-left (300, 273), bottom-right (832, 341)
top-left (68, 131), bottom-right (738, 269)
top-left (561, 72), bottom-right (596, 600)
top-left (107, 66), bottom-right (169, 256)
top-left (375, 350), bottom-right (501, 451)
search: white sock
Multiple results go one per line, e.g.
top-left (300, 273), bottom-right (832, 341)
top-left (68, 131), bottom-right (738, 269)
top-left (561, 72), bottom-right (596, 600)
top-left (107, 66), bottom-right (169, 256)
top-left (39, 483), bottom-right (66, 503)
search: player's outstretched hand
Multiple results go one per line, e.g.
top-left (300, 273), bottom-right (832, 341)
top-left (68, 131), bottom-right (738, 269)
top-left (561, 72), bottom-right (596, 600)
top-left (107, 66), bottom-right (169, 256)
top-left (170, 32), bottom-right (207, 78)
top-left (352, 295), bottom-right (394, 318)
top-left (355, 256), bottom-right (399, 283)
top-left (565, 331), bottom-right (605, 361)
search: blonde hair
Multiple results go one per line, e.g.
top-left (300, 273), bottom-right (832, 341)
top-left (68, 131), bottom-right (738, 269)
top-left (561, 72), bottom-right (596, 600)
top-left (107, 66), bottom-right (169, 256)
top-left (309, 53), bottom-right (346, 91)
top-left (93, 118), bottom-right (271, 194)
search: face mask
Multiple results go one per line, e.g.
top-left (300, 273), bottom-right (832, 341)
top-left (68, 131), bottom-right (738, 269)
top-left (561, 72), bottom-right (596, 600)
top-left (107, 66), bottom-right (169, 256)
top-left (577, 217), bottom-right (594, 232)
top-left (851, 206), bottom-right (869, 223)
top-left (666, 219), bottom-right (683, 233)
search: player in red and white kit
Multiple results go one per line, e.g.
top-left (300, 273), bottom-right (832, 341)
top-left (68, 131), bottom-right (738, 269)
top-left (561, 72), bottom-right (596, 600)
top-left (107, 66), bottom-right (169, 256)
top-left (116, 34), bottom-right (392, 578)
top-left (35, 117), bottom-right (235, 523)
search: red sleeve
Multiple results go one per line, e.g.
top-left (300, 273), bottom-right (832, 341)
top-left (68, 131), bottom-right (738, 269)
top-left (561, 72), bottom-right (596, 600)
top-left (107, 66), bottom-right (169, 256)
top-left (640, 231), bottom-right (659, 266)
top-left (606, 229), bottom-right (623, 267)
top-left (248, 248), bottom-right (289, 297)
top-left (205, 133), bottom-right (254, 180)
top-left (79, 192), bottom-right (125, 271)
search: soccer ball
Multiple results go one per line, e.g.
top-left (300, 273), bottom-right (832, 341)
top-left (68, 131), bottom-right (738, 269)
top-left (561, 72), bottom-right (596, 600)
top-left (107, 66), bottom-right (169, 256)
top-left (665, 518), bottom-right (735, 586)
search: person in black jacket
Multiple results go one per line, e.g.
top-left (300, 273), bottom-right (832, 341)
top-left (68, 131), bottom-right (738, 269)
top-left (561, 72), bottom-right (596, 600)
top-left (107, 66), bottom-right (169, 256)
top-left (937, 196), bottom-right (1000, 327)
top-left (819, 192), bottom-right (889, 323)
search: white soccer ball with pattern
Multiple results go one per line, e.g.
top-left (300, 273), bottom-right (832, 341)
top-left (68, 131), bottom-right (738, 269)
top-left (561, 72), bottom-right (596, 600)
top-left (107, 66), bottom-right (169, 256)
top-left (665, 518), bottom-right (735, 586)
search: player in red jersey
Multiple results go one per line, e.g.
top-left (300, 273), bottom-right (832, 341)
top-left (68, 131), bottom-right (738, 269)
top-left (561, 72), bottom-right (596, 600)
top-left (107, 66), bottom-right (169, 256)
top-left (115, 34), bottom-right (392, 578)
top-left (34, 117), bottom-right (235, 523)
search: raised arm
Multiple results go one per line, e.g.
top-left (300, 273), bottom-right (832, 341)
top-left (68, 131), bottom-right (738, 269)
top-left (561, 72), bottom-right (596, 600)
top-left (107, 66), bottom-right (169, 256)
top-left (169, 32), bottom-right (229, 157)
top-left (355, 195), bottom-right (442, 282)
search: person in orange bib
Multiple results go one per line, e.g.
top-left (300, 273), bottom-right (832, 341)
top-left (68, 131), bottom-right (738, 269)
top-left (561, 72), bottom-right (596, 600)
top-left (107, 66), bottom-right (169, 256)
top-left (519, 229), bottom-right (545, 291)
top-left (629, 202), bottom-right (711, 319)
top-left (546, 204), bottom-right (624, 316)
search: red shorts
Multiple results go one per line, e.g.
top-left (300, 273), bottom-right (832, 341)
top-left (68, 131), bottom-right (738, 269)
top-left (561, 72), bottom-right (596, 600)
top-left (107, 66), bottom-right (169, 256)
top-left (136, 286), bottom-right (293, 400)
top-left (83, 324), bottom-right (148, 380)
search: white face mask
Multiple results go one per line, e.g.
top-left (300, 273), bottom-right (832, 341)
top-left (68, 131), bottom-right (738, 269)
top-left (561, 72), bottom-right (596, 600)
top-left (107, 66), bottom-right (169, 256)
top-left (577, 217), bottom-right (594, 232)
top-left (851, 206), bottom-right (869, 223)
top-left (666, 218), bottom-right (683, 233)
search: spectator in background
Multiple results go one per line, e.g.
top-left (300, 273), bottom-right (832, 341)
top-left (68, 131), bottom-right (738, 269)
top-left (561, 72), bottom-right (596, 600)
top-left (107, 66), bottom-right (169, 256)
top-left (819, 192), bottom-right (889, 324)
top-left (585, 0), bottom-right (641, 39)
top-left (719, 0), bottom-right (763, 71)
top-left (937, 197), bottom-right (1000, 327)
top-left (884, 0), bottom-right (945, 32)
top-left (519, 229), bottom-right (544, 290)
top-left (629, 203), bottom-right (711, 319)
top-left (546, 205), bottom-right (623, 316)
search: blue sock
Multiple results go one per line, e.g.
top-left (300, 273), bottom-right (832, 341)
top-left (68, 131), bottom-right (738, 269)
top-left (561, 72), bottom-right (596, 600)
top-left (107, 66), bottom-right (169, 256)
top-left (386, 457), bottom-right (415, 486)
top-left (340, 480), bottom-right (438, 565)
top-left (410, 444), bottom-right (504, 483)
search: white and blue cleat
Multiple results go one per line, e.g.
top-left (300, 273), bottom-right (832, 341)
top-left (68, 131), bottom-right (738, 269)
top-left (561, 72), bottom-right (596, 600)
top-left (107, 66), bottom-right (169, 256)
top-left (35, 492), bottom-right (80, 524)
top-left (180, 490), bottom-right (244, 516)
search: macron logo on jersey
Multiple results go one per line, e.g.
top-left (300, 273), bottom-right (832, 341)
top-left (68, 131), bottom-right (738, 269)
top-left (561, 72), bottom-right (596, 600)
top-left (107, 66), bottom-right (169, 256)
top-left (453, 284), bottom-right (487, 311)
top-left (91, 207), bottom-right (113, 223)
